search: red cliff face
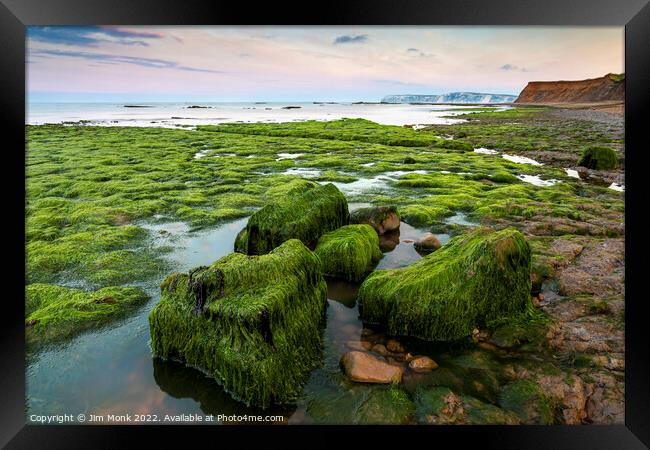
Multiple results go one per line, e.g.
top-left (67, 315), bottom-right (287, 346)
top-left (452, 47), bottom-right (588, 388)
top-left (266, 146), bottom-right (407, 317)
top-left (515, 74), bottom-right (624, 104)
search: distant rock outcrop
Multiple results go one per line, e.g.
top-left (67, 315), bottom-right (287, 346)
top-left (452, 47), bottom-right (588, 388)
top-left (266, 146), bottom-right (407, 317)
top-left (381, 92), bottom-right (517, 104)
top-left (515, 74), bottom-right (624, 104)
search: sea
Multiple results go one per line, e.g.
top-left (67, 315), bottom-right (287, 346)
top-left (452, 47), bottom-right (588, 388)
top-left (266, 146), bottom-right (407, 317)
top-left (26, 102), bottom-right (507, 128)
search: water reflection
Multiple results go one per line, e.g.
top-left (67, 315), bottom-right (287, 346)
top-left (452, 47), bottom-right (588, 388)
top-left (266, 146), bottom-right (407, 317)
top-left (152, 358), bottom-right (295, 424)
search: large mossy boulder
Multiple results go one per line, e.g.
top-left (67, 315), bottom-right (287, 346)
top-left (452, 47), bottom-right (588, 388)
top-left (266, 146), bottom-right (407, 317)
top-left (234, 182), bottom-right (349, 255)
top-left (577, 146), bottom-right (618, 170)
top-left (314, 224), bottom-right (383, 281)
top-left (26, 283), bottom-right (149, 349)
top-left (349, 205), bottom-right (400, 235)
top-left (358, 227), bottom-right (531, 341)
top-left (149, 239), bottom-right (328, 408)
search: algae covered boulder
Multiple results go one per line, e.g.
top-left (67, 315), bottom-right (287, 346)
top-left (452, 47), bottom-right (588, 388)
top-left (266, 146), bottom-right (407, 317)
top-left (234, 182), bottom-right (349, 255)
top-left (349, 205), bottom-right (400, 235)
top-left (149, 239), bottom-right (328, 408)
top-left (358, 227), bottom-right (531, 341)
top-left (577, 146), bottom-right (617, 170)
top-left (314, 224), bottom-right (383, 281)
top-left (26, 283), bottom-right (149, 348)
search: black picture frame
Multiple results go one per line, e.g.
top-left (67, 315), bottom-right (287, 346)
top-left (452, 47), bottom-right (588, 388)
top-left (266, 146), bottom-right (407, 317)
top-left (2, 1), bottom-right (648, 448)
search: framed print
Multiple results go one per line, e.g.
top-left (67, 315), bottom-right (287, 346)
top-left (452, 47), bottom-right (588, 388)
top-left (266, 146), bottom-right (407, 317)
top-left (1, 0), bottom-right (649, 448)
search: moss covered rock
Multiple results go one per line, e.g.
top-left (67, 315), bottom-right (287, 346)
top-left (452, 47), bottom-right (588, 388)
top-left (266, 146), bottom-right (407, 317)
top-left (149, 239), bottom-right (328, 408)
top-left (26, 283), bottom-right (149, 348)
top-left (577, 146), bottom-right (618, 170)
top-left (234, 182), bottom-right (349, 255)
top-left (414, 386), bottom-right (520, 425)
top-left (355, 387), bottom-right (415, 424)
top-left (462, 396), bottom-right (520, 425)
top-left (498, 379), bottom-right (555, 424)
top-left (314, 224), bottom-right (382, 281)
top-left (414, 386), bottom-right (465, 424)
top-left (349, 205), bottom-right (400, 235)
top-left (358, 227), bottom-right (531, 341)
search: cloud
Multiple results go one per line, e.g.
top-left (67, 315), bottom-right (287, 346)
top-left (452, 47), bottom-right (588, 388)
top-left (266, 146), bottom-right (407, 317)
top-left (29, 49), bottom-right (223, 73)
top-left (27, 26), bottom-right (163, 47)
top-left (500, 63), bottom-right (529, 72)
top-left (406, 48), bottom-right (434, 58)
top-left (333, 34), bottom-right (368, 45)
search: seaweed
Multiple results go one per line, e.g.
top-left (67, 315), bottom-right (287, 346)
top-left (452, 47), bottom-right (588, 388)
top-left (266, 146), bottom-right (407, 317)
top-left (358, 227), bottom-right (531, 341)
top-left (234, 182), bottom-right (349, 255)
top-left (26, 283), bottom-right (149, 349)
top-left (314, 224), bottom-right (383, 282)
top-left (149, 239), bottom-right (328, 408)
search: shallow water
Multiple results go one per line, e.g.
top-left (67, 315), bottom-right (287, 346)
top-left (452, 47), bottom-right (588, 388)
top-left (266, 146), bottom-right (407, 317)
top-left (502, 154), bottom-right (542, 166)
top-left (517, 174), bottom-right (561, 187)
top-left (565, 168), bottom-right (581, 179)
top-left (26, 208), bottom-right (535, 425)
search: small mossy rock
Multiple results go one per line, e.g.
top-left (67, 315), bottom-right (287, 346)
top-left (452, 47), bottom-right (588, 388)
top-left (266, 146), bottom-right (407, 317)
top-left (415, 386), bottom-right (466, 424)
top-left (358, 227), bottom-right (532, 341)
top-left (462, 396), bottom-right (520, 425)
top-left (234, 182), bottom-right (349, 255)
top-left (413, 232), bottom-right (442, 254)
top-left (403, 156), bottom-right (417, 164)
top-left (314, 224), bottom-right (382, 282)
top-left (498, 380), bottom-right (555, 425)
top-left (577, 146), bottom-right (617, 170)
top-left (349, 206), bottom-right (400, 235)
top-left (149, 239), bottom-right (328, 408)
top-left (26, 283), bottom-right (149, 348)
top-left (340, 351), bottom-right (403, 384)
top-left (354, 387), bottom-right (415, 424)
top-left (488, 322), bottom-right (549, 352)
top-left (306, 388), bottom-right (365, 424)
top-left (409, 356), bottom-right (439, 372)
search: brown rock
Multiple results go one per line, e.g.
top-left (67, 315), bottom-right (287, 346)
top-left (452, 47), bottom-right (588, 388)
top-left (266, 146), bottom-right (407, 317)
top-left (340, 351), bottom-right (403, 384)
top-left (413, 232), bottom-right (442, 253)
top-left (408, 356), bottom-right (439, 372)
top-left (379, 230), bottom-right (400, 252)
top-left (346, 340), bottom-right (368, 352)
top-left (349, 206), bottom-right (400, 235)
top-left (386, 339), bottom-right (406, 353)
top-left (371, 344), bottom-right (389, 356)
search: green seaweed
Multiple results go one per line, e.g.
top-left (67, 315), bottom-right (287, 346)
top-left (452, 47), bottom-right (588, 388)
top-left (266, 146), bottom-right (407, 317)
top-left (354, 387), bottom-right (415, 424)
top-left (577, 146), bottom-right (618, 170)
top-left (234, 183), bottom-right (349, 255)
top-left (149, 239), bottom-right (328, 408)
top-left (26, 283), bottom-right (149, 349)
top-left (314, 224), bottom-right (383, 281)
top-left (358, 227), bottom-right (531, 341)
top-left (498, 379), bottom-right (555, 425)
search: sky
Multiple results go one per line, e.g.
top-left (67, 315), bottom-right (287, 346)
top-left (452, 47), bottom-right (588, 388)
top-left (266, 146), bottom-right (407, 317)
top-left (26, 26), bottom-right (624, 103)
